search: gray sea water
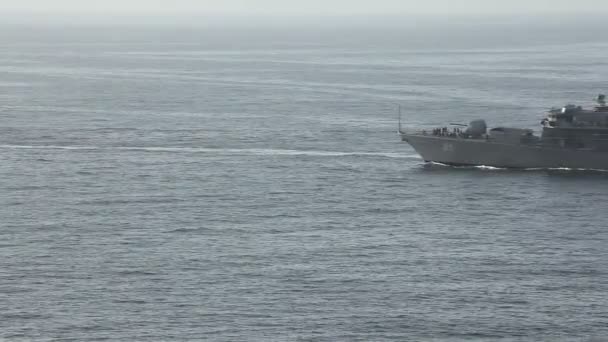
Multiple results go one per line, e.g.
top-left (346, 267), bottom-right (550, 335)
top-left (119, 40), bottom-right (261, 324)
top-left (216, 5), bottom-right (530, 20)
top-left (1, 24), bottom-right (608, 341)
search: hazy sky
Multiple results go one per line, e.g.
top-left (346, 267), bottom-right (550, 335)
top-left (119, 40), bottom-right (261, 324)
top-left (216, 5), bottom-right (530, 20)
top-left (2, 0), bottom-right (608, 15)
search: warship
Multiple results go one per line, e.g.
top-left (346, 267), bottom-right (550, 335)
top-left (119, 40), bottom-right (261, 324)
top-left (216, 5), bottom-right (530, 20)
top-left (399, 94), bottom-right (608, 169)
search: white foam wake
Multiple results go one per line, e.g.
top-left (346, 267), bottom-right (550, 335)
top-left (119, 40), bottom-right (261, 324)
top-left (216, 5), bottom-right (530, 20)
top-left (0, 145), bottom-right (417, 159)
top-left (0, 144), bottom-right (99, 151)
top-left (428, 161), bottom-right (608, 172)
top-left (474, 165), bottom-right (507, 171)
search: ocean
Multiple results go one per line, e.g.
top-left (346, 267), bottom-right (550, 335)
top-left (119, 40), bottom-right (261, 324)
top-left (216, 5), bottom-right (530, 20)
top-left (1, 23), bottom-right (608, 341)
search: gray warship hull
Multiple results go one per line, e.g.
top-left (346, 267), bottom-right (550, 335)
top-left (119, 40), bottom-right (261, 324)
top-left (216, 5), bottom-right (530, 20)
top-left (402, 133), bottom-right (608, 170)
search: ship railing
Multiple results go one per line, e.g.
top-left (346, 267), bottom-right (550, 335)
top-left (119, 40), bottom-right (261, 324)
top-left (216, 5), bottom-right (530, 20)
top-left (399, 127), bottom-right (479, 139)
top-left (396, 106), bottom-right (474, 138)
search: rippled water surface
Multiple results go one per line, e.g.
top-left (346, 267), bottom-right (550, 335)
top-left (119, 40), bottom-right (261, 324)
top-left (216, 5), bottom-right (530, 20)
top-left (1, 25), bottom-right (608, 341)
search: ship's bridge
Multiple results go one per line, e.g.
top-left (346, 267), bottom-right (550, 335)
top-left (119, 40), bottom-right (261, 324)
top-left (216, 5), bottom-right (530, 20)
top-left (544, 102), bottom-right (608, 128)
top-left (541, 95), bottom-right (608, 150)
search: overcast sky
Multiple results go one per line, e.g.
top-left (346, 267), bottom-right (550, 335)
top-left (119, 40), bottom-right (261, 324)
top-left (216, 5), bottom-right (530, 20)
top-left (2, 0), bottom-right (608, 15)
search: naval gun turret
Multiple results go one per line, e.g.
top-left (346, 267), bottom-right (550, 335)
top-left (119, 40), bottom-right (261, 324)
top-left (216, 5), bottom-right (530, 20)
top-left (596, 94), bottom-right (608, 112)
top-left (465, 119), bottom-right (487, 138)
top-left (598, 94), bottom-right (606, 107)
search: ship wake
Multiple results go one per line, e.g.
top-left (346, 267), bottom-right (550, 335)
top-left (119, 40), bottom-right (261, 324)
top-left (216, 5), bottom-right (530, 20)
top-left (0, 145), bottom-right (418, 159)
top-left (426, 162), bottom-right (608, 172)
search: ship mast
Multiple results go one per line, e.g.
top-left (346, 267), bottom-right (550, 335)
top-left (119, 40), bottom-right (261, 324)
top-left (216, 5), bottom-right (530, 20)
top-left (398, 104), bottom-right (403, 134)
